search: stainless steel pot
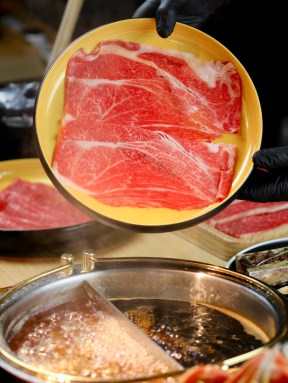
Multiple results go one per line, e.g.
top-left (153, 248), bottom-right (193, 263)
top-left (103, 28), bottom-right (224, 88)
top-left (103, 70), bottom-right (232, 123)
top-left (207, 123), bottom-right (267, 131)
top-left (0, 254), bottom-right (288, 383)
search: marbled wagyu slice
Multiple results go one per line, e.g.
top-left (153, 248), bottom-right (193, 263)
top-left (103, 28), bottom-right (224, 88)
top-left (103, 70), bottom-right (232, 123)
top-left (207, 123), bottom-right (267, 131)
top-left (53, 40), bottom-right (241, 210)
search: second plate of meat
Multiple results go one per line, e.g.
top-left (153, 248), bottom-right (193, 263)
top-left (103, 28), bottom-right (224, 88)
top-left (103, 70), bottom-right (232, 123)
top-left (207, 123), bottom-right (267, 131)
top-left (34, 19), bottom-right (262, 232)
top-left (0, 158), bottom-right (110, 255)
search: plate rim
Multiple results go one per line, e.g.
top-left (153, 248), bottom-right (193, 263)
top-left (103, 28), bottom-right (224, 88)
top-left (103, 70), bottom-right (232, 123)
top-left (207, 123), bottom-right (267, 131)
top-left (34, 18), bottom-right (262, 232)
top-left (0, 158), bottom-right (97, 234)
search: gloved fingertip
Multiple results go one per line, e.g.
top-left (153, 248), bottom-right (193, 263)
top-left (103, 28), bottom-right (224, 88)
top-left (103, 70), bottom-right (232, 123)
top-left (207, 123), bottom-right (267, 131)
top-left (156, 8), bottom-right (176, 38)
top-left (156, 24), bottom-right (172, 38)
top-left (252, 151), bottom-right (267, 168)
top-left (235, 189), bottom-right (250, 201)
top-left (156, 16), bottom-right (174, 38)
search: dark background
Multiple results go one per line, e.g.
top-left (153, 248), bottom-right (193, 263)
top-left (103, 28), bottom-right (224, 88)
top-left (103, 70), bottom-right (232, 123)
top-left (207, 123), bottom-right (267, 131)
top-left (201, 0), bottom-right (288, 148)
top-left (1, 0), bottom-right (287, 151)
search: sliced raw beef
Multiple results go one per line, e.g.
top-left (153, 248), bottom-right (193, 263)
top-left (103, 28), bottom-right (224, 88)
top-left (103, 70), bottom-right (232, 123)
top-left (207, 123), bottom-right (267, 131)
top-left (0, 178), bottom-right (92, 230)
top-left (54, 134), bottom-right (236, 209)
top-left (207, 200), bottom-right (288, 238)
top-left (64, 40), bottom-right (241, 138)
top-left (208, 200), bottom-right (288, 225)
top-left (53, 40), bottom-right (241, 210)
top-left (179, 344), bottom-right (288, 383)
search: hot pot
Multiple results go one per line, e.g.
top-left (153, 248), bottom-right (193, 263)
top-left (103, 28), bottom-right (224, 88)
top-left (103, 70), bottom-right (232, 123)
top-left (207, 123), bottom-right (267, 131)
top-left (0, 253), bottom-right (288, 383)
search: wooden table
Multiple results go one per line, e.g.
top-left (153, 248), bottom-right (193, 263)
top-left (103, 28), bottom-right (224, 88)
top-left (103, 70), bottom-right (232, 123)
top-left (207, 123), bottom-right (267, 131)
top-left (0, 228), bottom-right (226, 289)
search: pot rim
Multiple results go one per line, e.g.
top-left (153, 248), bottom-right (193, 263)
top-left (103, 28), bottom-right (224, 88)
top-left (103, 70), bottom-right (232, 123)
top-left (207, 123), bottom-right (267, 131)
top-left (0, 256), bottom-right (287, 383)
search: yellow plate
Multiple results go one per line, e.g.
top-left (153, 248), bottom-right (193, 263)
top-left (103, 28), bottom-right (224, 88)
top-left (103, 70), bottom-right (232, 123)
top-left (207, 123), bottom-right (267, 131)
top-left (35, 19), bottom-right (262, 232)
top-left (0, 158), bottom-right (107, 255)
top-left (0, 158), bottom-right (52, 191)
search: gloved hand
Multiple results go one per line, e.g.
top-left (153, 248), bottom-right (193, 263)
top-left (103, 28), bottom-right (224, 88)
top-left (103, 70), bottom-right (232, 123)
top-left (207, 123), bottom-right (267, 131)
top-left (132, 0), bottom-right (228, 38)
top-left (237, 147), bottom-right (288, 202)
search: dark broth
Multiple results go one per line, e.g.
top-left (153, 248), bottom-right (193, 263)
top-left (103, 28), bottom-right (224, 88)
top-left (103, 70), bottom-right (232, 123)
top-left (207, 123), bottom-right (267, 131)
top-left (113, 298), bottom-right (265, 367)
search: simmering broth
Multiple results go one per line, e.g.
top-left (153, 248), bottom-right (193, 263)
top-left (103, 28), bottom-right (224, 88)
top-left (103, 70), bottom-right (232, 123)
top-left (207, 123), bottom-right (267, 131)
top-left (8, 296), bottom-right (265, 378)
top-left (113, 298), bottom-right (265, 367)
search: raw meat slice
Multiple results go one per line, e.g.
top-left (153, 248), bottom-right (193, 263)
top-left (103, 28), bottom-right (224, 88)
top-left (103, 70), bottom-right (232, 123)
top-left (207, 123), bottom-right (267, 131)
top-left (213, 209), bottom-right (288, 238)
top-left (179, 344), bottom-right (288, 383)
top-left (53, 129), bottom-right (237, 209)
top-left (65, 40), bottom-right (241, 138)
top-left (208, 200), bottom-right (288, 226)
top-left (52, 40), bottom-right (241, 210)
top-left (207, 200), bottom-right (288, 238)
top-left (179, 365), bottom-right (228, 383)
top-left (0, 178), bottom-right (92, 230)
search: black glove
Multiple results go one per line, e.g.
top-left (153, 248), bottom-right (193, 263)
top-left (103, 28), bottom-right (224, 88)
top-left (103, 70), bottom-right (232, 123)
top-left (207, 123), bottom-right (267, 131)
top-left (132, 0), bottom-right (228, 38)
top-left (237, 147), bottom-right (288, 202)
